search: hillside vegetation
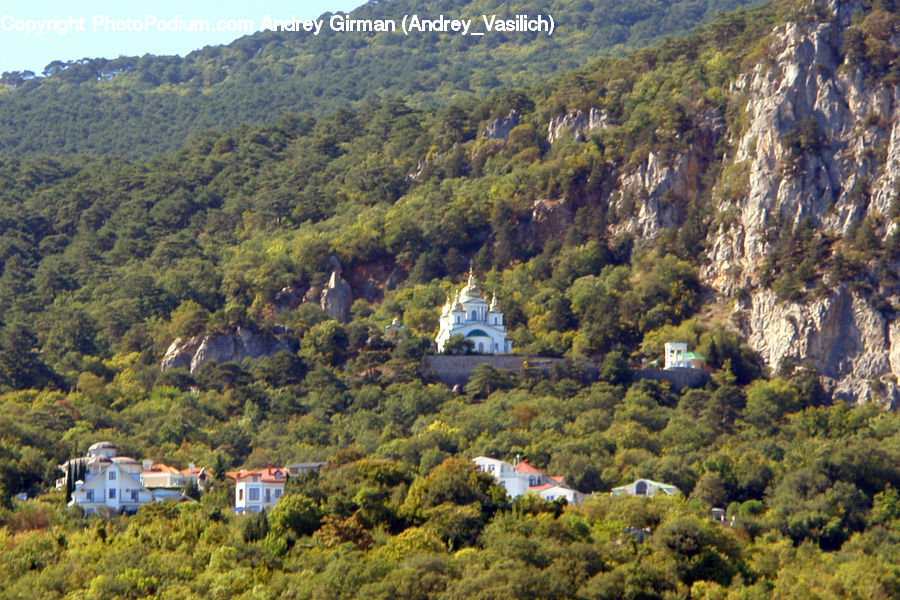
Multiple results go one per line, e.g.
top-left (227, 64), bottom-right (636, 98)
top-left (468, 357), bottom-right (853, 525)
top-left (0, 0), bottom-right (764, 157)
top-left (6, 0), bottom-right (900, 597)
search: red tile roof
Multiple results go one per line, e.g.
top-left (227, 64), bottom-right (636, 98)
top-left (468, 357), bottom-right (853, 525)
top-left (143, 463), bottom-right (181, 475)
top-left (226, 467), bottom-right (287, 483)
top-left (515, 460), bottom-right (544, 475)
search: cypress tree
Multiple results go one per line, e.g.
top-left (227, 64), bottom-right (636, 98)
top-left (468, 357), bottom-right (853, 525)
top-left (65, 462), bottom-right (73, 503)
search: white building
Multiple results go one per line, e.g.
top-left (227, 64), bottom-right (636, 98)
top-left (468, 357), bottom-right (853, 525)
top-left (228, 467), bottom-right (287, 513)
top-left (436, 270), bottom-right (512, 355)
top-left (473, 457), bottom-right (583, 505)
top-left (664, 343), bottom-right (688, 368)
top-left (538, 484), bottom-right (585, 505)
top-left (473, 456), bottom-right (530, 498)
top-left (664, 343), bottom-right (706, 369)
top-left (62, 442), bottom-right (205, 514)
top-left (62, 443), bottom-right (155, 515)
top-left (69, 461), bottom-right (155, 514)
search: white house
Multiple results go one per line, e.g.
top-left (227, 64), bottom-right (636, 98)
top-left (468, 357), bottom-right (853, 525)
top-left (473, 457), bottom-right (584, 505)
top-left (473, 456), bottom-right (530, 498)
top-left (611, 478), bottom-right (680, 497)
top-left (228, 467), bottom-right (287, 512)
top-left (436, 270), bottom-right (512, 355)
top-left (537, 484), bottom-right (585, 505)
top-left (69, 462), bottom-right (155, 515)
top-left (62, 442), bottom-right (206, 514)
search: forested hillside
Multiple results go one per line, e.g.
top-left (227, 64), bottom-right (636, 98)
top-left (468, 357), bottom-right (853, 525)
top-left (0, 0), bottom-right (764, 157)
top-left (6, 0), bottom-right (900, 597)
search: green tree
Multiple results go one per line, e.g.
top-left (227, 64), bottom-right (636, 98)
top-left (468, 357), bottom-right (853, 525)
top-left (268, 493), bottom-right (322, 538)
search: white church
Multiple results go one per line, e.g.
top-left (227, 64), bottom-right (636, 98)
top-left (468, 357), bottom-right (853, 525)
top-left (436, 270), bottom-right (512, 354)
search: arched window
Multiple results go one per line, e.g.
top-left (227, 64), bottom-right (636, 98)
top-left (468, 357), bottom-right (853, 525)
top-left (635, 480), bottom-right (648, 496)
top-left (478, 342), bottom-right (484, 353)
top-left (471, 310), bottom-right (477, 321)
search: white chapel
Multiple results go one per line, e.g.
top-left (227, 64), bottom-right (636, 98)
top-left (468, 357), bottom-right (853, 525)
top-left (436, 270), bottom-right (512, 354)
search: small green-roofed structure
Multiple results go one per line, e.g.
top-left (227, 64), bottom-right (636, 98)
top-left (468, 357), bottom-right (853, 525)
top-left (611, 478), bottom-right (680, 497)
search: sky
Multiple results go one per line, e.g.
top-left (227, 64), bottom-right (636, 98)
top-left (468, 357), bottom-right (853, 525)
top-left (0, 0), bottom-right (363, 74)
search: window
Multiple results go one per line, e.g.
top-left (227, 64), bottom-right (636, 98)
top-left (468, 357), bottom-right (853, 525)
top-left (265, 489), bottom-right (271, 503)
top-left (470, 310), bottom-right (476, 320)
top-left (238, 488), bottom-right (243, 501)
top-left (108, 470), bottom-right (116, 481)
top-left (130, 490), bottom-right (138, 502)
top-left (249, 487), bottom-right (260, 501)
top-left (109, 488), bottom-right (116, 499)
top-left (274, 489), bottom-right (282, 500)
top-left (86, 490), bottom-right (94, 502)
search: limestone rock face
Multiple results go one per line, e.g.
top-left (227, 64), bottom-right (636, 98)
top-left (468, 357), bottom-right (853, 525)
top-left (741, 287), bottom-right (897, 403)
top-left (704, 1), bottom-right (900, 292)
top-left (698, 1), bottom-right (900, 402)
top-left (320, 271), bottom-right (352, 323)
top-left (612, 111), bottom-right (724, 241)
top-left (547, 108), bottom-right (609, 144)
top-left (161, 326), bottom-right (296, 373)
top-left (482, 109), bottom-right (519, 140)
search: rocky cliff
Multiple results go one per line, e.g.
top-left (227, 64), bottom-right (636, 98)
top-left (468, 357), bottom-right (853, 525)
top-left (556, 0), bottom-right (900, 403)
top-left (161, 326), bottom-right (297, 373)
top-left (706, 0), bottom-right (900, 402)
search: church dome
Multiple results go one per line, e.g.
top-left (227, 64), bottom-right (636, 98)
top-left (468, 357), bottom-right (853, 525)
top-left (89, 441), bottom-right (117, 452)
top-left (460, 270), bottom-right (483, 301)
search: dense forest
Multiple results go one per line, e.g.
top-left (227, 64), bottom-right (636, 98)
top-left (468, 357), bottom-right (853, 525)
top-left (5, 0), bottom-right (900, 597)
top-left (0, 0), bottom-right (765, 157)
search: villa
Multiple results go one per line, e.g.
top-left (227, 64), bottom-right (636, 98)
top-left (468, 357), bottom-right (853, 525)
top-left (473, 456), bottom-right (584, 505)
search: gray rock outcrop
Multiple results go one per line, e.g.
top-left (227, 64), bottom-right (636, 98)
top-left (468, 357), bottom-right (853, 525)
top-left (612, 111), bottom-right (724, 241)
top-left (320, 270), bottom-right (352, 323)
top-left (482, 109), bottom-right (519, 140)
top-left (740, 286), bottom-right (898, 403)
top-left (547, 108), bottom-right (609, 144)
top-left (161, 326), bottom-right (296, 373)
